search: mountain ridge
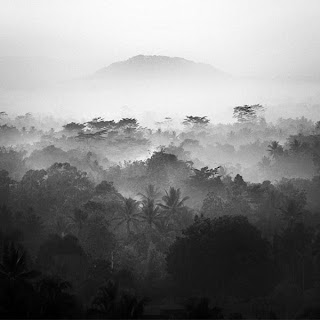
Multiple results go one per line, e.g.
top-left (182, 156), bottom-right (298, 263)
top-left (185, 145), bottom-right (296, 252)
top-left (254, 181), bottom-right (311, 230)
top-left (93, 54), bottom-right (229, 79)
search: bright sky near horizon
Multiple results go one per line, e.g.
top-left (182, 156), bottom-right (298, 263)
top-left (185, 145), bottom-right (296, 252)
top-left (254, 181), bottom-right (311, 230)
top-left (1, 0), bottom-right (320, 78)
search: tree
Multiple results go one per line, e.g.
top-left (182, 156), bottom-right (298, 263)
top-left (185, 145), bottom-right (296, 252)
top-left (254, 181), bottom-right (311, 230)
top-left (315, 121), bottom-right (320, 133)
top-left (139, 198), bottom-right (162, 231)
top-left (75, 129), bottom-right (108, 143)
top-left (113, 198), bottom-right (141, 235)
top-left (0, 242), bottom-right (40, 284)
top-left (0, 147), bottom-right (26, 180)
top-left (274, 223), bottom-right (314, 297)
top-left (0, 206), bottom-right (24, 245)
top-left (234, 173), bottom-right (247, 188)
top-left (185, 297), bottom-right (222, 319)
top-left (91, 280), bottom-right (119, 317)
top-left (86, 117), bottom-right (116, 131)
top-left (146, 150), bottom-right (179, 176)
top-left (62, 122), bottom-right (85, 132)
top-left (201, 193), bottom-right (228, 218)
top-left (90, 280), bottom-right (146, 319)
top-left (187, 166), bottom-right (223, 196)
top-left (201, 189), bottom-right (251, 219)
top-left (146, 150), bottom-right (190, 188)
top-left (44, 162), bottom-right (94, 214)
top-left (233, 104), bottom-right (264, 123)
top-left (26, 145), bottom-right (68, 170)
top-left (36, 234), bottom-right (88, 285)
top-left (183, 116), bottom-right (210, 128)
top-left (258, 156), bottom-right (272, 170)
top-left (158, 187), bottom-right (189, 227)
top-left (14, 163), bottom-right (94, 219)
top-left (167, 215), bottom-right (274, 299)
top-left (95, 180), bottom-right (118, 195)
top-left (279, 198), bottom-right (305, 225)
top-left (190, 166), bottom-right (221, 184)
top-left (267, 141), bottom-right (284, 159)
top-left (13, 207), bottom-right (44, 257)
top-left (117, 118), bottom-right (139, 134)
top-left (0, 111), bottom-right (8, 120)
top-left (0, 242), bottom-right (40, 318)
top-left (36, 276), bottom-right (78, 318)
top-left (277, 181), bottom-right (307, 225)
top-left (0, 170), bottom-right (13, 206)
top-left (138, 184), bottom-right (161, 202)
top-left (0, 125), bottom-right (21, 146)
top-left (289, 138), bottom-right (305, 154)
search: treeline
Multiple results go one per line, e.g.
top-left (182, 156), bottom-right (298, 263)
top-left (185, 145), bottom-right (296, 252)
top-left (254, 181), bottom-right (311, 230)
top-left (0, 110), bottom-right (319, 183)
top-left (0, 107), bottom-right (320, 318)
top-left (0, 157), bottom-right (320, 317)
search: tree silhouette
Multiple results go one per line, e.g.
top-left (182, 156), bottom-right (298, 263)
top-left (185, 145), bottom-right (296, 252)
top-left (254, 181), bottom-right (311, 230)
top-left (138, 184), bottom-right (161, 202)
top-left (36, 276), bottom-right (78, 318)
top-left (91, 280), bottom-right (146, 319)
top-left (0, 242), bottom-right (40, 318)
top-left (167, 215), bottom-right (274, 299)
top-left (140, 198), bottom-right (162, 231)
top-left (233, 104), bottom-right (264, 123)
top-left (113, 198), bottom-right (141, 235)
top-left (158, 187), bottom-right (189, 227)
top-left (183, 116), bottom-right (209, 128)
top-left (0, 242), bottom-right (40, 284)
top-left (0, 171), bottom-right (13, 206)
top-left (289, 138), bottom-right (305, 153)
top-left (91, 280), bottom-right (119, 317)
top-left (62, 122), bottom-right (85, 132)
top-left (267, 141), bottom-right (284, 159)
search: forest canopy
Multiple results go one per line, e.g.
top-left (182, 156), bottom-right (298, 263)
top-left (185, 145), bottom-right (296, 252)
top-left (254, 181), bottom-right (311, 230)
top-left (0, 108), bottom-right (320, 318)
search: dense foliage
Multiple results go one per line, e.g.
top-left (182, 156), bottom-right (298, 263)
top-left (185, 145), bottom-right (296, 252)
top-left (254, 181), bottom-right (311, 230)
top-left (0, 109), bottom-right (320, 318)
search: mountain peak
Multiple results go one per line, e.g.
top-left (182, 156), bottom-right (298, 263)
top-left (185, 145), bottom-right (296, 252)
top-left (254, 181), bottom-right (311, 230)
top-left (95, 54), bottom-right (227, 78)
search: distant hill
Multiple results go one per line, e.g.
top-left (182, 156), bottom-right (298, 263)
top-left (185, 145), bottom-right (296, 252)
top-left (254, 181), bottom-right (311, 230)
top-left (93, 55), bottom-right (229, 80)
top-left (0, 55), bottom-right (229, 90)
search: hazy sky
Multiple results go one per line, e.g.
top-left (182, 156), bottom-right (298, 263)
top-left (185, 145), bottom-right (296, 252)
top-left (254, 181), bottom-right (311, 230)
top-left (1, 0), bottom-right (320, 77)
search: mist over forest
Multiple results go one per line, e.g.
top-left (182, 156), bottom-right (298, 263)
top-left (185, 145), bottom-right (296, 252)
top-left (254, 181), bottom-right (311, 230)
top-left (1, 55), bottom-right (319, 125)
top-left (1, 96), bottom-right (320, 318)
top-left (1, 0), bottom-right (320, 318)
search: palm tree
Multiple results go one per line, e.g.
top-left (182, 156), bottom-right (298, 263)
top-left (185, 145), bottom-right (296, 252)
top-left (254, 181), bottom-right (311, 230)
top-left (0, 242), bottom-right (40, 318)
top-left (37, 276), bottom-right (76, 318)
top-left (91, 280), bottom-right (119, 317)
top-left (113, 197), bottom-right (141, 235)
top-left (140, 198), bottom-right (162, 231)
top-left (289, 138), bottom-right (303, 153)
top-left (0, 242), bottom-right (40, 284)
top-left (138, 184), bottom-right (161, 202)
top-left (267, 141), bottom-right (284, 159)
top-left (158, 187), bottom-right (189, 227)
top-left (119, 292), bottom-right (147, 319)
top-left (258, 156), bottom-right (272, 170)
top-left (91, 280), bottom-right (146, 319)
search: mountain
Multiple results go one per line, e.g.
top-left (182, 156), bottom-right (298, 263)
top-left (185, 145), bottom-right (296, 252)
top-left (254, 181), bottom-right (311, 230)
top-left (93, 55), bottom-right (229, 80)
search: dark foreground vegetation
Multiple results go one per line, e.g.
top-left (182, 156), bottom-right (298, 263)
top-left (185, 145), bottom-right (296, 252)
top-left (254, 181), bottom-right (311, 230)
top-left (0, 106), bottom-right (320, 318)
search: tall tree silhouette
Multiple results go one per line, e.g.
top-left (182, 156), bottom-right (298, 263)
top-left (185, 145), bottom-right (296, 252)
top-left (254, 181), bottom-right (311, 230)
top-left (158, 187), bottom-right (189, 227)
top-left (140, 198), bottom-right (162, 231)
top-left (0, 242), bottom-right (40, 318)
top-left (113, 198), bottom-right (141, 235)
top-left (267, 141), bottom-right (284, 159)
top-left (138, 184), bottom-right (161, 202)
